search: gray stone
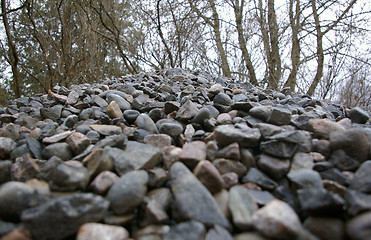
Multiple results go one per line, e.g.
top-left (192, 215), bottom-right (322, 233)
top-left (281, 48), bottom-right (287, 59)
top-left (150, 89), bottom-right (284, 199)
top-left (329, 149), bottom-right (360, 171)
top-left (175, 100), bottom-right (198, 121)
top-left (228, 185), bottom-right (258, 230)
top-left (170, 162), bottom-right (231, 229)
top-left (108, 141), bottom-right (161, 176)
top-left (192, 107), bottom-right (211, 124)
top-left (346, 211), bottom-right (371, 240)
top-left (242, 168), bottom-right (278, 191)
top-left (10, 154), bottom-right (40, 182)
top-left (214, 124), bottom-right (261, 148)
top-left (249, 106), bottom-right (271, 121)
top-left (213, 93), bottom-right (232, 106)
top-left (49, 161), bottom-right (90, 191)
top-left (290, 152), bottom-right (315, 172)
top-left (66, 90), bottom-right (80, 105)
top-left (107, 170), bottom-right (148, 215)
top-left (163, 221), bottom-right (205, 240)
top-left (107, 94), bottom-right (131, 111)
top-left (0, 160), bottom-right (11, 184)
top-left (63, 114), bottom-right (79, 128)
top-left (42, 142), bottom-right (73, 161)
top-left (208, 83), bottom-right (224, 95)
top-left (42, 131), bottom-right (73, 144)
top-left (205, 225), bottom-right (233, 240)
top-left (260, 140), bottom-right (297, 159)
top-left (330, 128), bottom-right (369, 162)
top-left (93, 95), bottom-right (108, 107)
top-left (26, 136), bottom-right (43, 159)
top-left (255, 123), bottom-right (283, 140)
top-left (135, 113), bottom-right (159, 134)
top-left (350, 160), bottom-right (371, 193)
top-left (22, 193), bottom-right (109, 240)
top-left (267, 107), bottom-right (292, 126)
top-left (123, 109), bottom-right (140, 124)
top-left (245, 189), bottom-right (276, 206)
top-left (159, 122), bottom-right (183, 137)
top-left (0, 137), bottom-right (16, 159)
top-left (253, 200), bottom-right (310, 240)
top-left (346, 189), bottom-right (371, 216)
top-left (90, 124), bottom-right (122, 136)
top-left (287, 169), bottom-right (323, 189)
top-left (298, 188), bottom-right (344, 216)
top-left (320, 168), bottom-right (350, 186)
top-left (349, 107), bottom-right (369, 124)
top-left (0, 181), bottom-right (34, 221)
top-left (257, 154), bottom-right (290, 179)
top-left (269, 130), bottom-right (312, 153)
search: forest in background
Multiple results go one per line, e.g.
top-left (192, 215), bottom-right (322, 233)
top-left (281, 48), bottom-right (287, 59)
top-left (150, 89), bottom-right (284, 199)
top-left (0, 0), bottom-right (370, 110)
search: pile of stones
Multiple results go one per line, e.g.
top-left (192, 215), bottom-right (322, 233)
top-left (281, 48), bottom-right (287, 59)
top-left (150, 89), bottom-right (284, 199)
top-left (0, 68), bottom-right (370, 240)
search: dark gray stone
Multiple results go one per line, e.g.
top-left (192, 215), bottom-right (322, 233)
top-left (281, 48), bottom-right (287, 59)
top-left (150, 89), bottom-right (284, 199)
top-left (159, 122), bottom-right (183, 137)
top-left (349, 107), bottom-right (369, 124)
top-left (228, 185), bottom-right (258, 230)
top-left (329, 149), bottom-right (360, 171)
top-left (107, 170), bottom-right (148, 215)
top-left (298, 188), bottom-right (344, 216)
top-left (135, 113), bottom-right (159, 134)
top-left (330, 128), bottom-right (369, 162)
top-left (0, 181), bottom-right (33, 221)
top-left (108, 141), bottom-right (161, 176)
top-left (258, 154), bottom-right (290, 179)
top-left (170, 162), bottom-right (231, 229)
top-left (205, 225), bottom-right (233, 240)
top-left (249, 106), bottom-right (270, 121)
top-left (163, 221), bottom-right (206, 240)
top-left (320, 168), bottom-right (350, 186)
top-left (42, 142), bottom-right (73, 161)
top-left (48, 162), bottom-right (89, 191)
top-left (346, 190), bottom-right (371, 216)
top-left (287, 169), bottom-right (323, 189)
top-left (22, 193), bottom-right (109, 240)
top-left (192, 107), bottom-right (211, 124)
top-left (106, 93), bottom-right (131, 111)
top-left (25, 137), bottom-right (43, 159)
top-left (267, 107), bottom-right (292, 126)
top-left (214, 124), bottom-right (261, 148)
top-left (260, 140), bottom-right (297, 159)
top-left (346, 211), bottom-right (371, 240)
top-left (350, 160), bottom-right (371, 193)
top-left (0, 160), bottom-right (11, 184)
top-left (123, 109), bottom-right (140, 124)
top-left (242, 168), bottom-right (278, 190)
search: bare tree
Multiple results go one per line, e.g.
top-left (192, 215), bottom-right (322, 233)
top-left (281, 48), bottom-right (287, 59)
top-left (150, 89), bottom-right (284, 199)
top-left (1, 0), bottom-right (26, 97)
top-left (188, 0), bottom-right (232, 77)
top-left (256, 0), bottom-right (281, 89)
top-left (230, 0), bottom-right (258, 85)
top-left (306, 0), bottom-right (357, 96)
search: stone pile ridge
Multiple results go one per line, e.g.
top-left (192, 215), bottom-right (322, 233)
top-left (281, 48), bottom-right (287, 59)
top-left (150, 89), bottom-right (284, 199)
top-left (0, 68), bottom-right (370, 240)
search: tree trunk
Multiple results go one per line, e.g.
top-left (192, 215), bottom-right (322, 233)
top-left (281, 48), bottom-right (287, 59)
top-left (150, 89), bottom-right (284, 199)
top-left (209, 0), bottom-right (231, 78)
top-left (267, 0), bottom-right (281, 89)
top-left (284, 0), bottom-right (300, 91)
top-left (234, 0), bottom-right (258, 85)
top-left (1, 0), bottom-right (21, 98)
top-left (307, 0), bottom-right (323, 96)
